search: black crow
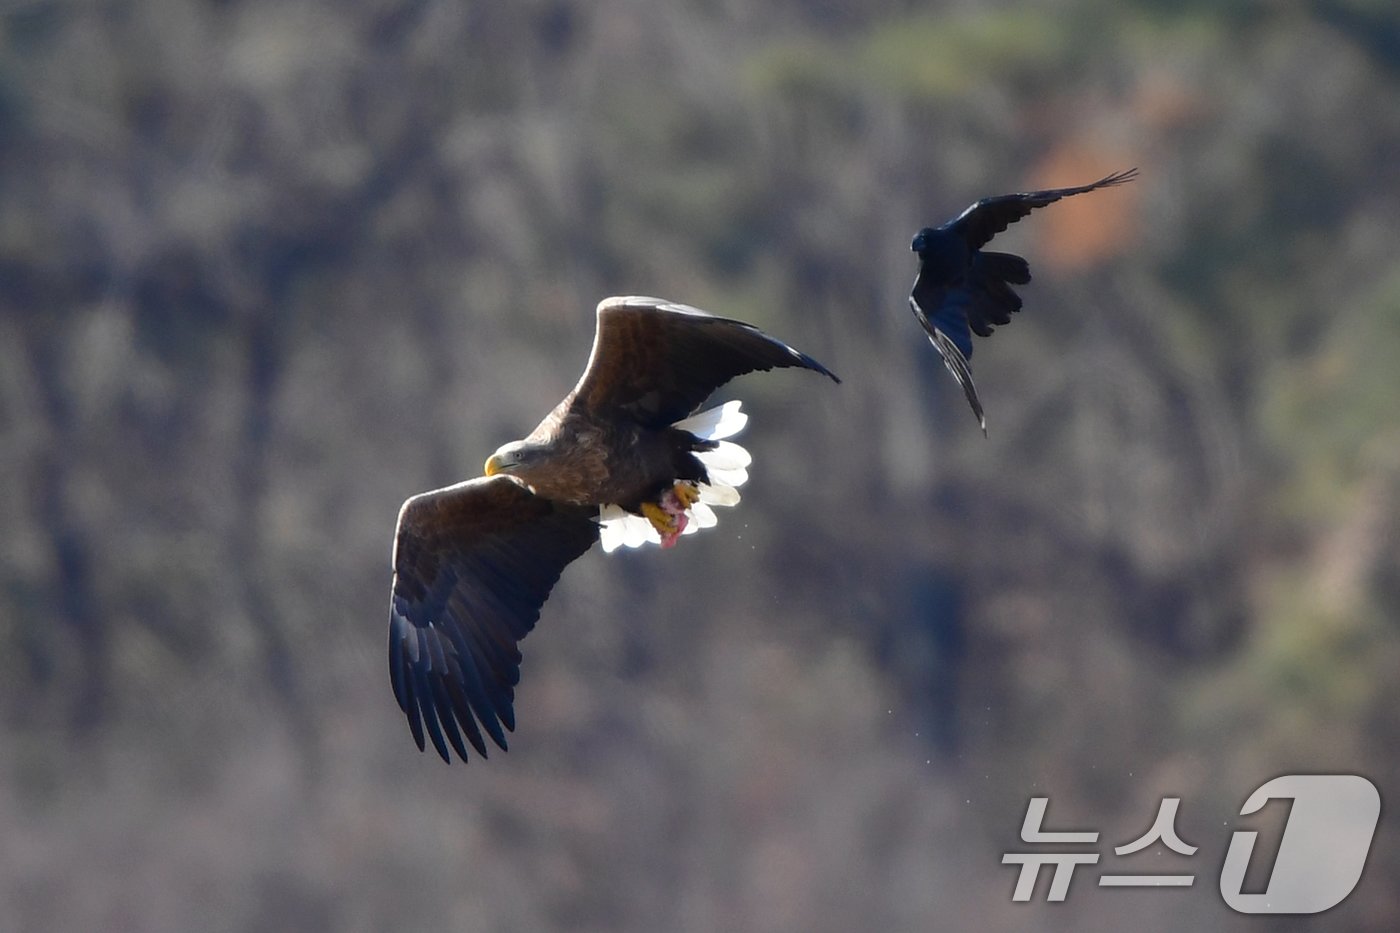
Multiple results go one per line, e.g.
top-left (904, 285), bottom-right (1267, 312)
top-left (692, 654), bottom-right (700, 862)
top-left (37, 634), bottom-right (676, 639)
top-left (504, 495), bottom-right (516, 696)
top-left (909, 168), bottom-right (1138, 433)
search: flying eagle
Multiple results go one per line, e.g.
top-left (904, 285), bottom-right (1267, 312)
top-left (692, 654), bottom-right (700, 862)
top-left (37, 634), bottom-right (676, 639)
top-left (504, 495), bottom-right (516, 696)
top-left (909, 168), bottom-right (1138, 432)
top-left (388, 296), bottom-right (839, 763)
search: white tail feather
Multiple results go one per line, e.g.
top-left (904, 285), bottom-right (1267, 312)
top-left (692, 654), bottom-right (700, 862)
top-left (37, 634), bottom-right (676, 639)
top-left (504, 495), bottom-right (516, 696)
top-left (674, 399), bottom-right (748, 440)
top-left (690, 501), bottom-right (718, 528)
top-left (697, 483), bottom-right (740, 507)
top-left (599, 504), bottom-right (661, 552)
top-left (696, 440), bottom-right (751, 470)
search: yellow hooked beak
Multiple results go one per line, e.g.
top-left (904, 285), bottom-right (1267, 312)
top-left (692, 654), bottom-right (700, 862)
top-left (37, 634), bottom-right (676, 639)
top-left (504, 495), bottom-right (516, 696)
top-left (484, 454), bottom-right (503, 476)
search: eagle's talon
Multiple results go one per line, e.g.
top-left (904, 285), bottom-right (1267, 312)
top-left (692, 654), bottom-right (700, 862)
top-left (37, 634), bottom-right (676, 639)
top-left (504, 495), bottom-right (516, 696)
top-left (642, 495), bottom-right (691, 548)
top-left (641, 501), bottom-right (679, 536)
top-left (672, 482), bottom-right (701, 509)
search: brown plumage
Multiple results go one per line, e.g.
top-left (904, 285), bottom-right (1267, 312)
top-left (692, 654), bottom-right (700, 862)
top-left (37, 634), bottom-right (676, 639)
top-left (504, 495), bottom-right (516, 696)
top-left (388, 296), bottom-right (838, 763)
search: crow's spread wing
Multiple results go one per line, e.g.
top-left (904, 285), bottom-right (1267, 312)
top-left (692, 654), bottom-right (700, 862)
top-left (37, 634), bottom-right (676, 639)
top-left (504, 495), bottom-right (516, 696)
top-left (948, 168), bottom-right (1138, 251)
top-left (908, 293), bottom-right (986, 434)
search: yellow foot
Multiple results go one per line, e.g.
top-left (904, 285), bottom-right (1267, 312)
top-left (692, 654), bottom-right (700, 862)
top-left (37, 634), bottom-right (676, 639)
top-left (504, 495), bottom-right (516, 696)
top-left (641, 501), bottom-right (680, 537)
top-left (671, 482), bottom-right (701, 508)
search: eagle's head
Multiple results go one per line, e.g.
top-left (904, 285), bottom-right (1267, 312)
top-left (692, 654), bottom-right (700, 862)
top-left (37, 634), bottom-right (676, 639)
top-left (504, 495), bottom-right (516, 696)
top-left (484, 439), bottom-right (552, 479)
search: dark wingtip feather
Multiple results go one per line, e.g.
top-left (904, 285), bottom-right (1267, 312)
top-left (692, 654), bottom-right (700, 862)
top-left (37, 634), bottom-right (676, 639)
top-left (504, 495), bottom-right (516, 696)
top-left (476, 699), bottom-right (510, 752)
top-left (413, 665), bottom-right (452, 763)
top-left (388, 614), bottom-right (412, 714)
top-left (795, 350), bottom-right (841, 384)
top-left (762, 329), bottom-right (840, 384)
top-left (451, 641), bottom-right (511, 752)
top-left (446, 678), bottom-right (490, 758)
top-left (406, 695), bottom-right (425, 753)
top-left (430, 673), bottom-right (471, 762)
top-left (1096, 167), bottom-right (1139, 188)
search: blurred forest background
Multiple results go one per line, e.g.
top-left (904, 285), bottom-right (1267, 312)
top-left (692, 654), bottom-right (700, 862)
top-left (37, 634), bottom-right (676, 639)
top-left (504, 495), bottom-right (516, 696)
top-left (3, 0), bottom-right (1400, 930)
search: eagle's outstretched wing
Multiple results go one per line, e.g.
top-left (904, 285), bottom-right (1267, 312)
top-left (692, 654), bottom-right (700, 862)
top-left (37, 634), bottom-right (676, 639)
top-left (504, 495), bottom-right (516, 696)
top-left (568, 296), bottom-right (839, 428)
top-left (948, 168), bottom-right (1139, 251)
top-left (388, 475), bottom-right (598, 763)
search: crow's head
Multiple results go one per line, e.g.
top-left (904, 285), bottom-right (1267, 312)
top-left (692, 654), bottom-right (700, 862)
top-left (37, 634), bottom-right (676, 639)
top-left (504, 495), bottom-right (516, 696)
top-left (910, 227), bottom-right (936, 253)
